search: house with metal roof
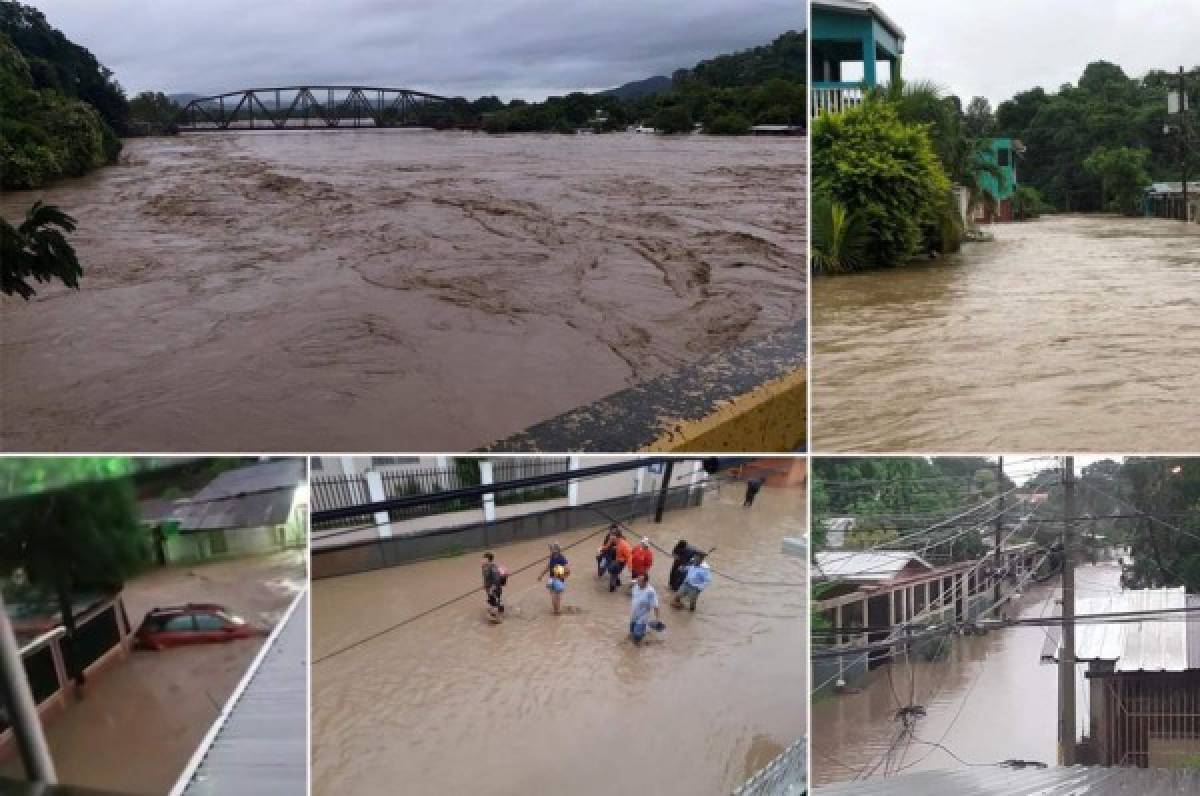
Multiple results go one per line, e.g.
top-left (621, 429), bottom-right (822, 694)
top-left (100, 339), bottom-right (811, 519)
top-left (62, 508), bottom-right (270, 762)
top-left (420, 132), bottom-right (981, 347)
top-left (1042, 588), bottom-right (1200, 767)
top-left (1144, 181), bottom-right (1200, 223)
top-left (811, 0), bottom-right (905, 116)
top-left (143, 459), bottom-right (308, 564)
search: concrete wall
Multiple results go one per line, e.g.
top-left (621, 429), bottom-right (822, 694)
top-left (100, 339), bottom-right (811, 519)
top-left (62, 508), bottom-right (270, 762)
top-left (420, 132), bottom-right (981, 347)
top-left (312, 486), bottom-right (705, 580)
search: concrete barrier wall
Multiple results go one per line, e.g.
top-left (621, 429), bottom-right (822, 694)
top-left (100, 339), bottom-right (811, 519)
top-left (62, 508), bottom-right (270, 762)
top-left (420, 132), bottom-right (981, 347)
top-left (313, 487), bottom-right (704, 580)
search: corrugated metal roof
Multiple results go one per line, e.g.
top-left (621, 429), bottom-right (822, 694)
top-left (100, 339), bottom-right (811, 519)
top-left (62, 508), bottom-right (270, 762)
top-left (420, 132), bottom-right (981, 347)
top-left (1042, 588), bottom-right (1191, 673)
top-left (173, 588), bottom-right (307, 796)
top-left (817, 765), bottom-right (1200, 795)
top-left (174, 459), bottom-right (305, 531)
top-left (814, 551), bottom-right (932, 582)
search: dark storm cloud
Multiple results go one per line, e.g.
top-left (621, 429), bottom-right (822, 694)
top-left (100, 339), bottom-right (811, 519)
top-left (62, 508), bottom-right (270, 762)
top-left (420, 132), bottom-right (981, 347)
top-left (29, 0), bottom-right (802, 99)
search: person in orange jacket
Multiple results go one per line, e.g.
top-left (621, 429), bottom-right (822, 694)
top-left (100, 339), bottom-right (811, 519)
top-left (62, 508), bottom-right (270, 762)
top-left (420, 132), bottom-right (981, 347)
top-left (608, 530), bottom-right (633, 592)
top-left (630, 537), bottom-right (654, 581)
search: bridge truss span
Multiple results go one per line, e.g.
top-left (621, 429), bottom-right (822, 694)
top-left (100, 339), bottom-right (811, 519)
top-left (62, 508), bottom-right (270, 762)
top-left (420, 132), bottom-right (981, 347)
top-left (178, 86), bottom-right (460, 131)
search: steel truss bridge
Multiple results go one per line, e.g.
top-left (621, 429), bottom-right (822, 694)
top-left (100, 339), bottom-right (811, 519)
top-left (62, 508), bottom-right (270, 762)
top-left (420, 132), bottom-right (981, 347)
top-left (177, 86), bottom-right (461, 131)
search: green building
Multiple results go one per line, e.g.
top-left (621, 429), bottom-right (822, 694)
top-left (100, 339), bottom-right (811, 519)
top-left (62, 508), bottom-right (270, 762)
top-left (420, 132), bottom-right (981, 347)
top-left (977, 137), bottom-right (1021, 222)
top-left (811, 0), bottom-right (905, 116)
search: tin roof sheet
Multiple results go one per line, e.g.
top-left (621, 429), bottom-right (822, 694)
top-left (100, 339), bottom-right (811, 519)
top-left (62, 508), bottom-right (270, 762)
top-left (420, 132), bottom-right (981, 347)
top-left (174, 459), bottom-right (304, 531)
top-left (814, 551), bottom-right (933, 582)
top-left (817, 765), bottom-right (1200, 795)
top-left (173, 589), bottom-right (307, 796)
top-left (1041, 588), bottom-right (1192, 673)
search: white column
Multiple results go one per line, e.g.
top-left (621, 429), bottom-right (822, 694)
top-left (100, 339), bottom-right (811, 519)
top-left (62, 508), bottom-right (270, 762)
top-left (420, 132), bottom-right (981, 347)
top-left (480, 461), bottom-right (496, 522)
top-left (861, 598), bottom-right (869, 646)
top-left (365, 471), bottom-right (390, 538)
top-left (835, 604), bottom-right (844, 646)
top-left (435, 455), bottom-right (449, 470)
top-left (634, 466), bottom-right (645, 495)
top-left (688, 462), bottom-right (701, 491)
top-left (339, 456), bottom-right (357, 476)
top-left (567, 456), bottom-right (581, 507)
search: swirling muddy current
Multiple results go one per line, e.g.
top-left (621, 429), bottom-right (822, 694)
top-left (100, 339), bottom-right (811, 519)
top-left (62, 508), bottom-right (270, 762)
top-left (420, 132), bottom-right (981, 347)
top-left (311, 485), bottom-right (806, 795)
top-left (813, 215), bottom-right (1200, 451)
top-left (0, 131), bottom-right (805, 451)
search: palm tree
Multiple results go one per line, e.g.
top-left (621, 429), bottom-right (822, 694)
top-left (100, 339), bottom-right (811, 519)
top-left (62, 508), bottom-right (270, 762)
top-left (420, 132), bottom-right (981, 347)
top-left (811, 191), bottom-right (869, 274)
top-left (1, 201), bottom-right (82, 299)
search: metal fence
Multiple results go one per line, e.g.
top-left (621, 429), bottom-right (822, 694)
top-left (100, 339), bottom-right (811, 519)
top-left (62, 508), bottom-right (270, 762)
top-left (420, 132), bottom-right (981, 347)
top-left (312, 459), bottom-right (573, 531)
top-left (733, 736), bottom-right (807, 796)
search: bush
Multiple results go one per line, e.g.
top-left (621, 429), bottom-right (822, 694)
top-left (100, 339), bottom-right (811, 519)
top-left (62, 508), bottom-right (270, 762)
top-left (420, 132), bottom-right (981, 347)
top-left (706, 112), bottom-right (751, 135)
top-left (811, 190), bottom-right (868, 275)
top-left (812, 99), bottom-right (951, 268)
top-left (1012, 184), bottom-right (1046, 220)
top-left (652, 105), bottom-right (693, 134)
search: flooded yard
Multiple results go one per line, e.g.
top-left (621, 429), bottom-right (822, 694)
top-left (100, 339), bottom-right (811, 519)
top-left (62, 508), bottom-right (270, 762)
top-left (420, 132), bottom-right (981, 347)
top-left (0, 551), bottom-right (306, 795)
top-left (813, 215), bottom-right (1200, 451)
top-left (311, 484), bottom-right (806, 795)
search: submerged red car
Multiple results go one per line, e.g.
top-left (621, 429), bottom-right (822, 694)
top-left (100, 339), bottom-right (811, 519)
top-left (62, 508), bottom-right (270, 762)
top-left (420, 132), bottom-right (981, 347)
top-left (134, 603), bottom-right (264, 650)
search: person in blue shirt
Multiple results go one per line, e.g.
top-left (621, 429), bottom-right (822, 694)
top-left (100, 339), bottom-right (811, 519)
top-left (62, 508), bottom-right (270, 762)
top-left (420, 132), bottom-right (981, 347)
top-left (629, 572), bottom-right (662, 644)
top-left (672, 553), bottom-right (712, 611)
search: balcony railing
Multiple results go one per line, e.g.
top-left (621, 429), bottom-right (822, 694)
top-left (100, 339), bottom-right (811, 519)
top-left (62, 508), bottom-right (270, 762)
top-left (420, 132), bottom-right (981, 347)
top-left (812, 83), bottom-right (866, 117)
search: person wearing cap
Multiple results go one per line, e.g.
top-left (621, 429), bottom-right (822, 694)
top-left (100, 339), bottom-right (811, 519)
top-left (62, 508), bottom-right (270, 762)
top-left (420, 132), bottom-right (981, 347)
top-left (631, 537), bottom-right (654, 581)
top-left (672, 552), bottom-right (712, 611)
top-left (538, 542), bottom-right (571, 615)
top-left (629, 571), bottom-right (662, 644)
top-left (608, 530), bottom-right (633, 592)
top-left (481, 552), bottom-right (507, 621)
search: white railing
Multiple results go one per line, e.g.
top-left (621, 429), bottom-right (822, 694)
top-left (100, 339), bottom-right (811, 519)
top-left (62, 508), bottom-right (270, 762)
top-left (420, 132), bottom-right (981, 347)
top-left (812, 87), bottom-right (865, 117)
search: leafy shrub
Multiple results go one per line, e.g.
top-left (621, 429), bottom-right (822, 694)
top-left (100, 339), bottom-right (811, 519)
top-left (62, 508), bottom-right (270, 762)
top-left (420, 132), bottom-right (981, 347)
top-left (1012, 184), bottom-right (1046, 220)
top-left (652, 105), bottom-right (693, 134)
top-left (812, 99), bottom-right (950, 268)
top-left (811, 190), bottom-right (868, 275)
top-left (706, 112), bottom-right (751, 135)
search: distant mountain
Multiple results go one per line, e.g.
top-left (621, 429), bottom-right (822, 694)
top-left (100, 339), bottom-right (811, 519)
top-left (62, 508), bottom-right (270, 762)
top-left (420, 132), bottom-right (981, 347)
top-left (598, 75), bottom-right (672, 101)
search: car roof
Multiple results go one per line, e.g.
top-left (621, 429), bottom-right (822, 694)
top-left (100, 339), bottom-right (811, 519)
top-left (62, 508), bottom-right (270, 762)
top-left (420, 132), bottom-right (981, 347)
top-left (147, 602), bottom-right (229, 615)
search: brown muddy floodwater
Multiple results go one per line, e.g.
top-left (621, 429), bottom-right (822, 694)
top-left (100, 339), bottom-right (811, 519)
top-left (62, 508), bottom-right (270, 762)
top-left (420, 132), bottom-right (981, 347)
top-left (0, 131), bottom-right (804, 451)
top-left (813, 216), bottom-right (1200, 451)
top-left (312, 485), bottom-right (806, 795)
top-left (0, 551), bottom-right (306, 795)
top-left (811, 563), bottom-right (1122, 786)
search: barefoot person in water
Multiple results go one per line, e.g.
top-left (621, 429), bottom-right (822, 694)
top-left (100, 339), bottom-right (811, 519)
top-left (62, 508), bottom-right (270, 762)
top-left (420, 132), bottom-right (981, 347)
top-left (629, 572), bottom-right (662, 644)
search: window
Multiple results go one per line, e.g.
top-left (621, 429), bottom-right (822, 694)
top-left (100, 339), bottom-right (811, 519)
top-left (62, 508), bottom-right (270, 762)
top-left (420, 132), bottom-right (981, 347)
top-left (997, 148), bottom-right (1010, 167)
top-left (194, 614), bottom-right (224, 631)
top-left (311, 458), bottom-right (324, 471)
top-left (163, 615), bottom-right (194, 632)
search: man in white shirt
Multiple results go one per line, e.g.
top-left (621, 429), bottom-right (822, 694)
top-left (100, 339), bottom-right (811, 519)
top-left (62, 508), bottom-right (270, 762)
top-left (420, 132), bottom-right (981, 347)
top-left (629, 572), bottom-right (661, 644)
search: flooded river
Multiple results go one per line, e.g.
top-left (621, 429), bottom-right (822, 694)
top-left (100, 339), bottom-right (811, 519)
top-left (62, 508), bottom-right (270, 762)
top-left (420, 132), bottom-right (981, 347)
top-left (311, 484), bottom-right (806, 795)
top-left (813, 216), bottom-right (1200, 451)
top-left (811, 563), bottom-right (1122, 785)
top-left (0, 131), bottom-right (804, 452)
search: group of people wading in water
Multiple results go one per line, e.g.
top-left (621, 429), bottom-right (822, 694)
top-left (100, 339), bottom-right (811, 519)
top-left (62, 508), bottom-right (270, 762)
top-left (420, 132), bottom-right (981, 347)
top-left (479, 524), bottom-right (713, 643)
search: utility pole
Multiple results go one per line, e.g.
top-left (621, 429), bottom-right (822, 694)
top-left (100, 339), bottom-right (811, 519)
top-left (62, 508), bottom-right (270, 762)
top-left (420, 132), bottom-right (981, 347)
top-left (993, 456), bottom-right (1004, 605)
top-left (1181, 67), bottom-right (1190, 222)
top-left (1058, 456), bottom-right (1077, 766)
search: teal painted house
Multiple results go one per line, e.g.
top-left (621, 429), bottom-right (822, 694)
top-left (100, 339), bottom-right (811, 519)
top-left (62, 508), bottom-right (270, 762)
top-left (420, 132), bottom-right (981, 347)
top-left (811, 0), bottom-right (905, 115)
top-left (977, 137), bottom-right (1020, 222)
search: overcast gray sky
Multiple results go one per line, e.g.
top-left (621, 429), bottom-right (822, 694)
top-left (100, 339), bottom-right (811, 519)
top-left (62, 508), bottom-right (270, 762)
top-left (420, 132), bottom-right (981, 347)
top-left (29, 0), bottom-right (801, 100)
top-left (870, 0), bottom-right (1200, 107)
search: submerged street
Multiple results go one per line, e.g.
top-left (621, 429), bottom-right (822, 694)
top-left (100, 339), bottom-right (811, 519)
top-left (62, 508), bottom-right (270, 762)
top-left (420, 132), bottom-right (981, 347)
top-left (813, 215), bottom-right (1200, 451)
top-left (811, 563), bottom-right (1121, 785)
top-left (311, 484), bottom-right (806, 795)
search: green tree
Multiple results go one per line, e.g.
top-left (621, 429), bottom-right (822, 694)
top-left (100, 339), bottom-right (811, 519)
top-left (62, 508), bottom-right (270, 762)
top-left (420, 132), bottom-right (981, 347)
top-left (706, 112), bottom-right (750, 135)
top-left (812, 99), bottom-right (951, 269)
top-left (0, 458), bottom-right (147, 685)
top-left (1083, 145), bottom-right (1152, 215)
top-left (652, 104), bottom-right (693, 134)
top-left (1, 201), bottom-right (82, 299)
top-left (810, 191), bottom-right (868, 274)
top-left (127, 90), bottom-right (179, 135)
top-left (963, 96), bottom-right (996, 138)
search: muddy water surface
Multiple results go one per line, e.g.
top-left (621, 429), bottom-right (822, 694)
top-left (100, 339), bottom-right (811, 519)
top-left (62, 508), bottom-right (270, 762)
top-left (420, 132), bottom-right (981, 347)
top-left (812, 563), bottom-right (1122, 785)
top-left (312, 485), bottom-right (806, 795)
top-left (813, 216), bottom-right (1200, 451)
top-left (0, 132), bottom-right (804, 451)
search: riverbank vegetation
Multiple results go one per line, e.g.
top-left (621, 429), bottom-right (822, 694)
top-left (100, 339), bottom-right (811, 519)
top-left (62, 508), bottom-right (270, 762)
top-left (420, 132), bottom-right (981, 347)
top-left (994, 61), bottom-right (1199, 213)
top-left (481, 30), bottom-right (805, 134)
top-left (0, 1), bottom-right (127, 189)
top-left (0, 201), bottom-right (82, 299)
